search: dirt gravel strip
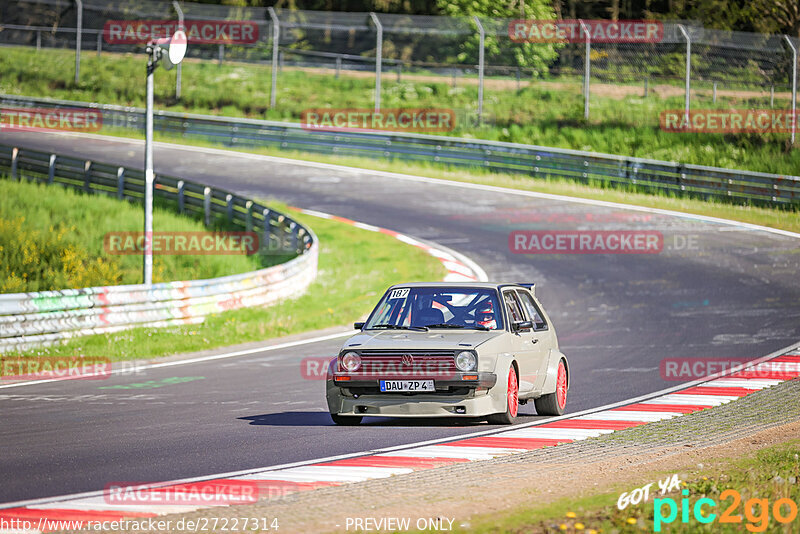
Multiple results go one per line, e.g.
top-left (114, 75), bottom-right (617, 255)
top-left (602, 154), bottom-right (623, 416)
top-left (3, 344), bottom-right (797, 533)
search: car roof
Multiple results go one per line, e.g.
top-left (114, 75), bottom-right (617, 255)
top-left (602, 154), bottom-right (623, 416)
top-left (388, 282), bottom-right (532, 291)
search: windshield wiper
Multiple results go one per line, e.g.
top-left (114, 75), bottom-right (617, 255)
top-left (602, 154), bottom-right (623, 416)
top-left (371, 323), bottom-right (428, 332)
top-left (425, 323), bottom-right (492, 331)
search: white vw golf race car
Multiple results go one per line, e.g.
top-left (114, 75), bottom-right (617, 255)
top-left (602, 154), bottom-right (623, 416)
top-left (326, 282), bottom-right (569, 425)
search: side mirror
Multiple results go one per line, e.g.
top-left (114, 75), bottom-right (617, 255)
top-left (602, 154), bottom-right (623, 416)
top-left (512, 320), bottom-right (533, 332)
top-left (354, 322), bottom-right (365, 330)
top-left (534, 321), bottom-right (548, 331)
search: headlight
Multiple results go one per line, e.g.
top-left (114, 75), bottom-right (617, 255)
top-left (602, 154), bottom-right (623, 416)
top-left (455, 351), bottom-right (477, 372)
top-left (341, 352), bottom-right (361, 372)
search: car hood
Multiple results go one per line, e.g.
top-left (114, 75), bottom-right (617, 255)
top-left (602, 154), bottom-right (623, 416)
top-left (341, 330), bottom-right (504, 351)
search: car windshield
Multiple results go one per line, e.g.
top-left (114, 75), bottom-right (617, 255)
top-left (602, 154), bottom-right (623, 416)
top-left (364, 287), bottom-right (504, 331)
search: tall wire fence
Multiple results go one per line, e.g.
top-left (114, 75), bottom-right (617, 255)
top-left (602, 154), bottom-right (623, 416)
top-left (2, 0), bottom-right (799, 144)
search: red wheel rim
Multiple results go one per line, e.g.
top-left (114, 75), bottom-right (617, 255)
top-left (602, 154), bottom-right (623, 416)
top-left (507, 368), bottom-right (519, 418)
top-left (556, 361), bottom-right (567, 410)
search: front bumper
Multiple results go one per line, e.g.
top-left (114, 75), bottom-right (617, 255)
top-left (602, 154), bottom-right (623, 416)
top-left (326, 372), bottom-right (505, 418)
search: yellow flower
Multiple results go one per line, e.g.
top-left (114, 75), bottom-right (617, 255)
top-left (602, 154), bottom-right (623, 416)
top-left (559, 524), bottom-right (568, 531)
top-left (626, 518), bottom-right (637, 525)
top-left (566, 512), bottom-right (577, 518)
top-left (575, 523), bottom-right (585, 530)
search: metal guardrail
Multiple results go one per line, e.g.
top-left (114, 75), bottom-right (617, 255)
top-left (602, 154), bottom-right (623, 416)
top-left (2, 94), bottom-right (797, 206)
top-left (0, 143), bottom-right (318, 352)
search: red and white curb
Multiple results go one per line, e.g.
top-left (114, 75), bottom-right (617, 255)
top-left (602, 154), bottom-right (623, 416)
top-left (286, 208), bottom-right (488, 283)
top-left (2, 344), bottom-right (798, 531)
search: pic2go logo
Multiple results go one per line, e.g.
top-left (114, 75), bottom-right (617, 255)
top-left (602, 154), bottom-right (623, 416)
top-left (654, 489), bottom-right (798, 532)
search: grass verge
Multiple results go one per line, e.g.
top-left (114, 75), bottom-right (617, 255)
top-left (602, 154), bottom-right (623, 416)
top-left (2, 46), bottom-right (799, 175)
top-left (458, 439), bottom-right (800, 533)
top-left (14, 203), bottom-right (445, 361)
top-left (0, 178), bottom-right (262, 292)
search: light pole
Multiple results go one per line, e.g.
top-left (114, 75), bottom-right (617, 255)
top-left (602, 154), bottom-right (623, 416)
top-left (143, 30), bottom-right (187, 285)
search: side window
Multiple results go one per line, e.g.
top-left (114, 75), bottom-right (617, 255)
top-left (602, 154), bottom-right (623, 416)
top-left (503, 291), bottom-right (525, 325)
top-left (516, 290), bottom-right (548, 331)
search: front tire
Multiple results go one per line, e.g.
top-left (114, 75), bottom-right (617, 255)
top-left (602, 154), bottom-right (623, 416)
top-left (487, 366), bottom-right (519, 425)
top-left (534, 359), bottom-right (568, 416)
top-left (331, 414), bottom-right (362, 425)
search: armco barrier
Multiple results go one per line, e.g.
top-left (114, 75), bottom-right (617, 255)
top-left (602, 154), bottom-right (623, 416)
top-left (2, 94), bottom-right (799, 206)
top-left (0, 144), bottom-right (317, 352)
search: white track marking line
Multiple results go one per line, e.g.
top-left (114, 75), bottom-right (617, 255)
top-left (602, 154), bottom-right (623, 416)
top-left (380, 446), bottom-right (523, 459)
top-left (3, 343), bottom-right (798, 512)
top-left (0, 331), bottom-right (352, 390)
top-left (501, 428), bottom-right (614, 440)
top-left (700, 378), bottom-right (782, 388)
top-left (645, 394), bottom-right (741, 405)
top-left (40, 131), bottom-right (800, 240)
top-left (580, 411), bottom-right (684, 421)
top-left (26, 501), bottom-right (204, 514)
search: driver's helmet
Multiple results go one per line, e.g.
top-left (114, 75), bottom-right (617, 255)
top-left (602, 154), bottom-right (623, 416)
top-left (475, 301), bottom-right (497, 329)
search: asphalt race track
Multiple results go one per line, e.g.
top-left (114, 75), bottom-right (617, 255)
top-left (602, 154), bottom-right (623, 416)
top-left (2, 130), bottom-right (799, 504)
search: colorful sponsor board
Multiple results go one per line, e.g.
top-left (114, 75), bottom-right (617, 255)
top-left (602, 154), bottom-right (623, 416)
top-left (509, 230), bottom-right (663, 254)
top-left (508, 19), bottom-right (663, 43)
top-left (660, 109), bottom-right (798, 133)
top-left (103, 232), bottom-right (259, 256)
top-left (0, 107), bottom-right (102, 132)
top-left (300, 108), bottom-right (456, 133)
top-left (103, 20), bottom-right (259, 44)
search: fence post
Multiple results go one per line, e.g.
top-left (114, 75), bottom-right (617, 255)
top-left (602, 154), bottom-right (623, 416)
top-left (396, 62), bottom-right (401, 82)
top-left (218, 44), bottom-right (224, 65)
top-left (770, 85), bottom-right (774, 107)
top-left (83, 161), bottom-right (92, 193)
top-left (644, 76), bottom-right (648, 97)
top-left (785, 35), bottom-right (797, 145)
top-left (579, 20), bottom-right (590, 120)
top-left (226, 194), bottom-right (234, 222)
top-left (517, 67), bottom-right (521, 90)
top-left (177, 180), bottom-right (185, 212)
top-left (48, 155), bottom-right (57, 184)
top-left (677, 24), bottom-right (691, 124)
top-left (11, 148), bottom-right (18, 180)
top-left (369, 13), bottom-right (383, 112)
top-left (245, 200), bottom-right (253, 232)
top-left (268, 7), bottom-right (280, 108)
top-left (712, 82), bottom-right (717, 103)
top-left (262, 208), bottom-right (272, 251)
top-left (96, 31), bottom-right (101, 56)
top-left (36, 30), bottom-right (41, 51)
top-left (473, 15), bottom-right (485, 123)
top-left (335, 55), bottom-right (341, 78)
top-left (74, 0), bottom-right (83, 83)
top-left (116, 167), bottom-right (125, 199)
top-left (203, 187), bottom-right (212, 226)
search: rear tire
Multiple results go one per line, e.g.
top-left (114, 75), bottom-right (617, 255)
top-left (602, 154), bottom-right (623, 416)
top-left (534, 359), bottom-right (568, 416)
top-left (331, 414), bottom-right (363, 425)
top-left (487, 366), bottom-right (519, 425)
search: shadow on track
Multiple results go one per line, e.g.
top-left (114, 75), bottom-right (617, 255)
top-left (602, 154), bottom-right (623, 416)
top-left (239, 411), bottom-right (547, 427)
